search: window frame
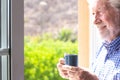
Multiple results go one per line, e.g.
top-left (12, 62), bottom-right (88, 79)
top-left (0, 0), bottom-right (10, 80)
top-left (78, 0), bottom-right (89, 68)
top-left (10, 0), bottom-right (24, 80)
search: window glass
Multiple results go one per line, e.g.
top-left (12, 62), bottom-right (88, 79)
top-left (0, 0), bottom-right (10, 80)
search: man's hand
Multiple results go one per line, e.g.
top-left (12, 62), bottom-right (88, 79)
top-left (57, 58), bottom-right (69, 79)
top-left (57, 58), bottom-right (98, 80)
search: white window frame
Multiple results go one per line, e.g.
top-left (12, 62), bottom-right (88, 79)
top-left (89, 9), bottom-right (102, 67)
top-left (0, 0), bottom-right (10, 80)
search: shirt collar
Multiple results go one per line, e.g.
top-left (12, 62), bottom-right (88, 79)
top-left (103, 36), bottom-right (120, 53)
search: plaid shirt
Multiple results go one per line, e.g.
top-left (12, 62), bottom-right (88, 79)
top-left (91, 36), bottom-right (120, 80)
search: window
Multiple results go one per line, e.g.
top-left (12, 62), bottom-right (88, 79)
top-left (89, 9), bottom-right (102, 67)
top-left (0, 0), bottom-right (24, 80)
top-left (0, 0), bottom-right (10, 80)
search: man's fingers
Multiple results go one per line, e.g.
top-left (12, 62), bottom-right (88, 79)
top-left (57, 58), bottom-right (65, 71)
top-left (60, 72), bottom-right (69, 79)
top-left (57, 62), bottom-right (69, 79)
top-left (59, 58), bottom-right (65, 64)
top-left (63, 65), bottom-right (80, 72)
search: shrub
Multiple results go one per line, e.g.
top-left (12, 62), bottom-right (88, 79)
top-left (57, 28), bottom-right (77, 42)
top-left (24, 36), bottom-right (78, 80)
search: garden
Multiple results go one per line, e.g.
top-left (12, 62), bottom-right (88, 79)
top-left (24, 29), bottom-right (78, 80)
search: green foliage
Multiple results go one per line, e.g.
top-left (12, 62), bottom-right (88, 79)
top-left (24, 36), bottom-right (78, 80)
top-left (57, 28), bottom-right (77, 42)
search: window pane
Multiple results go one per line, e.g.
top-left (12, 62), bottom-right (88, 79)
top-left (0, 0), bottom-right (1, 48)
top-left (0, 49), bottom-right (9, 80)
top-left (0, 0), bottom-right (10, 80)
top-left (2, 55), bottom-right (9, 80)
top-left (1, 0), bottom-right (8, 48)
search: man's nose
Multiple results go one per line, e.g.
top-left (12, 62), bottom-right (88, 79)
top-left (93, 14), bottom-right (102, 24)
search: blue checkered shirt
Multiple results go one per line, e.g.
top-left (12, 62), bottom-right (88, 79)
top-left (91, 36), bottom-right (120, 80)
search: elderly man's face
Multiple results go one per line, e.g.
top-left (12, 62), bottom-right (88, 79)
top-left (91, 0), bottom-right (120, 42)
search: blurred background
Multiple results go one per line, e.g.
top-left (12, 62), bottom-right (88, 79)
top-left (24, 0), bottom-right (78, 80)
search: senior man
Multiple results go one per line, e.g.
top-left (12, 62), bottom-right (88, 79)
top-left (57, 0), bottom-right (120, 80)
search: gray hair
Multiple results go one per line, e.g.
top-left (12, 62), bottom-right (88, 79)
top-left (109, 0), bottom-right (120, 10)
top-left (87, 0), bottom-right (120, 10)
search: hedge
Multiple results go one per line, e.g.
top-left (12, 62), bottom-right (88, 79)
top-left (24, 36), bottom-right (78, 80)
